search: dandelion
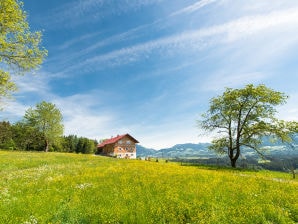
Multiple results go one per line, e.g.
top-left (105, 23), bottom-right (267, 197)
top-left (0, 188), bottom-right (11, 202)
top-left (75, 183), bottom-right (92, 190)
top-left (23, 215), bottom-right (38, 224)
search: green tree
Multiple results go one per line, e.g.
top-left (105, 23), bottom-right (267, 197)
top-left (24, 101), bottom-right (64, 152)
top-left (51, 137), bottom-right (67, 152)
top-left (0, 72), bottom-right (17, 106)
top-left (12, 121), bottom-right (45, 151)
top-left (83, 138), bottom-right (97, 154)
top-left (75, 137), bottom-right (97, 154)
top-left (199, 84), bottom-right (298, 168)
top-left (0, 0), bottom-right (47, 105)
top-left (0, 121), bottom-right (15, 149)
top-left (63, 135), bottom-right (79, 153)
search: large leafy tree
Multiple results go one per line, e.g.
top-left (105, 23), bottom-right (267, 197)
top-left (0, 0), bottom-right (47, 106)
top-left (199, 84), bottom-right (298, 168)
top-left (24, 101), bottom-right (64, 152)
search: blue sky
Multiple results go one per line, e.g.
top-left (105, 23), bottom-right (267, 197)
top-left (3, 0), bottom-right (298, 149)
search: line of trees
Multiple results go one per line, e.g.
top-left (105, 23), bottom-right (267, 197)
top-left (0, 121), bottom-right (98, 154)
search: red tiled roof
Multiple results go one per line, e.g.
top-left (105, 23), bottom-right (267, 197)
top-left (97, 134), bottom-right (139, 148)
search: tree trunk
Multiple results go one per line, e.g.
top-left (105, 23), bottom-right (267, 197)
top-left (45, 139), bottom-right (49, 152)
top-left (290, 167), bottom-right (295, 179)
top-left (231, 159), bottom-right (237, 168)
top-left (229, 147), bottom-right (240, 168)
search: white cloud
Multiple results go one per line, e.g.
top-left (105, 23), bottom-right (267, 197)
top-left (221, 8), bottom-right (298, 42)
top-left (1, 83), bottom-right (117, 141)
top-left (235, 0), bottom-right (295, 14)
top-left (171, 0), bottom-right (217, 16)
top-left (1, 71), bottom-right (53, 122)
top-left (132, 114), bottom-right (215, 149)
top-left (52, 93), bottom-right (115, 140)
top-left (0, 100), bottom-right (29, 121)
top-left (11, 71), bottom-right (55, 98)
top-left (63, 113), bottom-right (112, 140)
top-left (131, 119), bottom-right (201, 149)
top-left (277, 93), bottom-right (298, 121)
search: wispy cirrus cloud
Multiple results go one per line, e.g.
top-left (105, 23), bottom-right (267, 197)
top-left (48, 24), bottom-right (146, 71)
top-left (63, 7), bottom-right (298, 73)
top-left (171, 0), bottom-right (217, 16)
top-left (57, 31), bottom-right (103, 51)
top-left (40, 0), bottom-right (164, 29)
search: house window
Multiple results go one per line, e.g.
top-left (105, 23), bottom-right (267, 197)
top-left (119, 140), bottom-right (123, 144)
top-left (118, 147), bottom-right (122, 151)
top-left (126, 140), bottom-right (131, 144)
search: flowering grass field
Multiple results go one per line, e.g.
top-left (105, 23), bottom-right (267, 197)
top-left (0, 151), bottom-right (297, 223)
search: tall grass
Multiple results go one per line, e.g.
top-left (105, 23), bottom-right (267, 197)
top-left (0, 151), bottom-right (297, 223)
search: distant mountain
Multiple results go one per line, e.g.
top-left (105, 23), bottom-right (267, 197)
top-left (136, 143), bottom-right (214, 158)
top-left (156, 143), bottom-right (215, 158)
top-left (136, 134), bottom-right (298, 158)
top-left (136, 135), bottom-right (298, 172)
top-left (261, 134), bottom-right (298, 147)
top-left (136, 145), bottom-right (156, 157)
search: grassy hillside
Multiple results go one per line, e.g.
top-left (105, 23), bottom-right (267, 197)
top-left (0, 151), bottom-right (297, 223)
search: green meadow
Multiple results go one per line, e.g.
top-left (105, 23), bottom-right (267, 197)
top-left (0, 151), bottom-right (297, 224)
